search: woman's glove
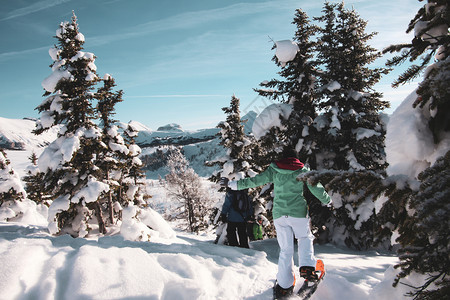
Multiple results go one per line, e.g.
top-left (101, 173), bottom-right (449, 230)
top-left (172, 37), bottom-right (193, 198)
top-left (219, 177), bottom-right (238, 190)
top-left (219, 177), bottom-right (229, 187)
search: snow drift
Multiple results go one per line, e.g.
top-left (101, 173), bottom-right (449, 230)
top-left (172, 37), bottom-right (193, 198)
top-left (386, 89), bottom-right (450, 178)
top-left (0, 221), bottom-right (416, 300)
top-left (252, 103), bottom-right (293, 139)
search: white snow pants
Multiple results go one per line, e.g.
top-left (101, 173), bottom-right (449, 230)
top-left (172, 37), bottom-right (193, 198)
top-left (274, 216), bottom-right (316, 289)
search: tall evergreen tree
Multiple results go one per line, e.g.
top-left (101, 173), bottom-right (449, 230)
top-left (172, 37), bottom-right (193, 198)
top-left (94, 74), bottom-right (126, 229)
top-left (120, 122), bottom-right (147, 206)
top-left (23, 152), bottom-right (46, 205)
top-left (96, 76), bottom-right (147, 222)
top-left (253, 9), bottom-right (328, 238)
top-left (381, 1), bottom-right (450, 297)
top-left (207, 95), bottom-right (268, 238)
top-left (311, 2), bottom-right (390, 249)
top-left (34, 12), bottom-right (108, 237)
top-left (255, 9), bottom-right (319, 167)
top-left (35, 12), bottom-right (99, 135)
top-left (314, 1), bottom-right (389, 171)
top-left (208, 95), bottom-right (254, 183)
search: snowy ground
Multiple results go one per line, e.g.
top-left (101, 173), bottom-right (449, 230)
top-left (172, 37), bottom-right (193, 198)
top-left (0, 218), bottom-right (419, 300)
top-left (1, 148), bottom-right (419, 300)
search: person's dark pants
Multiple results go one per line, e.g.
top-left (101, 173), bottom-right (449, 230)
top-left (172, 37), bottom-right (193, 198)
top-left (227, 222), bottom-right (249, 248)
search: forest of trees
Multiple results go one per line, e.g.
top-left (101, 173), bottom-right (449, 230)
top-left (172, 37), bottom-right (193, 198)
top-left (0, 1), bottom-right (448, 298)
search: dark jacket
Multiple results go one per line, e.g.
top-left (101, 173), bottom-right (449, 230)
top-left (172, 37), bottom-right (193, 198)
top-left (221, 190), bottom-right (253, 223)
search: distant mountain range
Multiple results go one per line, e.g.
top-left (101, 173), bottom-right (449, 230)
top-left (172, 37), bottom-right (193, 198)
top-left (0, 111), bottom-right (257, 179)
top-left (0, 117), bottom-right (59, 150)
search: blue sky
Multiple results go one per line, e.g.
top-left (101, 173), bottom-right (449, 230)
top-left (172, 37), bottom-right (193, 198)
top-left (1, 0), bottom-right (422, 130)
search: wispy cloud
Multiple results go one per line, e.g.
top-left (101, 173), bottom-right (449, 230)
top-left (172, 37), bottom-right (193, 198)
top-left (89, 1), bottom-right (297, 47)
top-left (114, 29), bottom-right (270, 91)
top-left (1, 0), bottom-right (71, 21)
top-left (127, 94), bottom-right (225, 99)
top-left (0, 46), bottom-right (49, 62)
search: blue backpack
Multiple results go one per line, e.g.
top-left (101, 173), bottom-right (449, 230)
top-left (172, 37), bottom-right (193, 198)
top-left (232, 190), bottom-right (252, 213)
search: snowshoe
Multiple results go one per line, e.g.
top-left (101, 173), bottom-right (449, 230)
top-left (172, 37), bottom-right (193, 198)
top-left (297, 259), bottom-right (325, 299)
top-left (299, 266), bottom-right (318, 282)
top-left (273, 279), bottom-right (295, 299)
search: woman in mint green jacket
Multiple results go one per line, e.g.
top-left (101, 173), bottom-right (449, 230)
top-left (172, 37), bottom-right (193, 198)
top-left (222, 153), bottom-right (331, 298)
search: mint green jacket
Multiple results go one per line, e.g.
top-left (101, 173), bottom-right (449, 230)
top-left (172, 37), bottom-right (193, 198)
top-left (237, 163), bottom-right (331, 219)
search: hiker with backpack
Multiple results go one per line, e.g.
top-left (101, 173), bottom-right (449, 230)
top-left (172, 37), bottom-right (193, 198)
top-left (220, 149), bottom-right (331, 299)
top-left (220, 189), bottom-right (253, 248)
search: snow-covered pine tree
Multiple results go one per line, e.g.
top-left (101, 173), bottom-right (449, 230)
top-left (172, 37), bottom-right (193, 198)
top-left (113, 121), bottom-right (149, 238)
top-left (384, 0), bottom-right (449, 143)
top-left (208, 95), bottom-right (254, 183)
top-left (255, 9), bottom-right (319, 167)
top-left (110, 121), bottom-right (152, 242)
top-left (23, 152), bottom-right (46, 205)
top-left (95, 74), bottom-right (126, 229)
top-left (96, 75), bottom-right (148, 221)
top-left (311, 2), bottom-right (390, 249)
top-left (253, 9), bottom-right (332, 239)
top-left (0, 148), bottom-right (27, 221)
top-left (165, 147), bottom-right (211, 233)
top-left (314, 2), bottom-right (389, 171)
top-left (393, 150), bottom-right (450, 299)
top-left (34, 12), bottom-right (109, 237)
top-left (120, 122), bottom-right (147, 206)
top-left (381, 1), bottom-right (450, 297)
top-left (207, 95), bottom-right (266, 239)
top-left (35, 12), bottom-right (99, 135)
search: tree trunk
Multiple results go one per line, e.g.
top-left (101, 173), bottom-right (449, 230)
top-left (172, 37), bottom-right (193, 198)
top-left (107, 170), bottom-right (114, 224)
top-left (93, 201), bottom-right (107, 234)
top-left (187, 198), bottom-right (196, 233)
